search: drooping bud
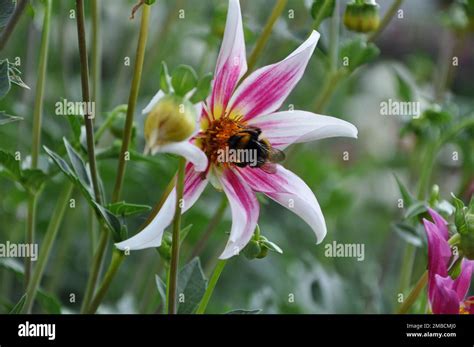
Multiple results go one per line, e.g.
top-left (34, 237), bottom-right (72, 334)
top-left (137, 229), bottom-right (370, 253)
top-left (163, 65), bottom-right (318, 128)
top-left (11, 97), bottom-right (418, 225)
top-left (343, 0), bottom-right (380, 33)
top-left (144, 95), bottom-right (196, 151)
top-left (241, 225), bottom-right (283, 260)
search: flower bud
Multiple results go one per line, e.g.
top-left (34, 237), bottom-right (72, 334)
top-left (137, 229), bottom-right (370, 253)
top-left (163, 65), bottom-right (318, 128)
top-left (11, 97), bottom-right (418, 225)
top-left (144, 95), bottom-right (196, 150)
top-left (344, 1), bottom-right (380, 33)
top-left (157, 232), bottom-right (172, 262)
top-left (242, 240), bottom-right (261, 260)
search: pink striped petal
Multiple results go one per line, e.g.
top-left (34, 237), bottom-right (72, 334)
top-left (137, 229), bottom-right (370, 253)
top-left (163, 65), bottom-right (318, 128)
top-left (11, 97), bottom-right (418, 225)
top-left (248, 110), bottom-right (358, 149)
top-left (452, 259), bottom-right (474, 301)
top-left (238, 165), bottom-right (327, 243)
top-left (423, 219), bottom-right (452, 301)
top-left (226, 31), bottom-right (320, 121)
top-left (431, 274), bottom-right (460, 314)
top-left (427, 208), bottom-right (449, 240)
top-left (115, 164), bottom-right (208, 251)
top-left (209, 0), bottom-right (247, 119)
top-left (218, 168), bottom-right (259, 259)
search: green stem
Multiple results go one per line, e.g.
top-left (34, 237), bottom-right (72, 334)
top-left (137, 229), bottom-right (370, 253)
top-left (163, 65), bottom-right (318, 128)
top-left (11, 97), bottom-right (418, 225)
top-left (196, 259), bottom-right (227, 314)
top-left (328, 0), bottom-right (340, 73)
top-left (167, 157), bottom-right (186, 314)
top-left (82, 4), bottom-right (151, 314)
top-left (23, 182), bottom-right (73, 313)
top-left (76, 0), bottom-right (102, 204)
top-left (397, 271), bottom-right (428, 314)
top-left (0, 0), bottom-right (28, 51)
top-left (85, 250), bottom-right (125, 314)
top-left (26, 0), bottom-right (52, 289)
top-left (80, 227), bottom-right (108, 313)
top-left (245, 0), bottom-right (288, 75)
top-left (187, 196), bottom-right (228, 262)
top-left (91, 0), bottom-right (102, 118)
top-left (397, 244), bottom-right (416, 297)
top-left (368, 0), bottom-right (404, 42)
top-left (24, 195), bottom-right (37, 288)
top-left (312, 0), bottom-right (333, 31)
top-left (112, 3), bottom-right (151, 202)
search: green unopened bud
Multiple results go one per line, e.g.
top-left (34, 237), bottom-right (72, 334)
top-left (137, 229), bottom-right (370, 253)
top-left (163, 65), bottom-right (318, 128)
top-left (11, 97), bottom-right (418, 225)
top-left (157, 232), bottom-right (172, 262)
top-left (429, 184), bottom-right (440, 205)
top-left (110, 111), bottom-right (137, 140)
top-left (256, 247), bottom-right (269, 259)
top-left (242, 240), bottom-right (261, 260)
top-left (144, 95), bottom-right (196, 150)
top-left (344, 1), bottom-right (380, 33)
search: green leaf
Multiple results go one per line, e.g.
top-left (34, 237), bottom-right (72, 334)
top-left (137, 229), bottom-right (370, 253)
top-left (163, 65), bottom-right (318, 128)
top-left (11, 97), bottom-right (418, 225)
top-left (179, 224), bottom-right (193, 246)
top-left (21, 169), bottom-right (48, 194)
top-left (0, 0), bottom-right (15, 29)
top-left (177, 258), bottom-right (207, 314)
top-left (393, 69), bottom-right (414, 102)
top-left (107, 201), bottom-right (152, 216)
top-left (63, 137), bottom-right (91, 187)
top-left (190, 73), bottom-right (213, 103)
top-left (92, 201), bottom-right (123, 242)
top-left (9, 294), bottom-right (27, 314)
top-left (311, 0), bottom-right (335, 22)
top-left (404, 201), bottom-right (427, 219)
top-left (0, 149), bottom-right (22, 181)
top-left (160, 61), bottom-right (171, 94)
top-left (155, 275), bottom-right (167, 310)
top-left (260, 238), bottom-right (283, 254)
top-left (393, 222), bottom-right (423, 247)
top-left (394, 175), bottom-right (415, 208)
top-left (0, 59), bottom-right (11, 98)
top-left (340, 39), bottom-right (380, 72)
top-left (7, 63), bottom-right (30, 90)
top-left (36, 292), bottom-right (61, 314)
top-left (226, 309), bottom-right (262, 314)
top-left (171, 65), bottom-right (198, 97)
top-left (0, 111), bottom-right (22, 125)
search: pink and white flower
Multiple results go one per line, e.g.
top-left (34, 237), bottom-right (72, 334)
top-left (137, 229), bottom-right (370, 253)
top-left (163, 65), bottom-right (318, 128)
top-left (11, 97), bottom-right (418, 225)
top-left (116, 0), bottom-right (358, 259)
top-left (423, 208), bottom-right (474, 314)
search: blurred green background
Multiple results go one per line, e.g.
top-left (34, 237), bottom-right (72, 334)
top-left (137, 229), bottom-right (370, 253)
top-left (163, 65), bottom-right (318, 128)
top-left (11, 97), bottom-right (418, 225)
top-left (0, 0), bottom-right (473, 314)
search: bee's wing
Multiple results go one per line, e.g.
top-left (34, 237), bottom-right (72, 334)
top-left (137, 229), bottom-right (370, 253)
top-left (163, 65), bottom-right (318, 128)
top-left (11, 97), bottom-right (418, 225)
top-left (267, 147), bottom-right (286, 163)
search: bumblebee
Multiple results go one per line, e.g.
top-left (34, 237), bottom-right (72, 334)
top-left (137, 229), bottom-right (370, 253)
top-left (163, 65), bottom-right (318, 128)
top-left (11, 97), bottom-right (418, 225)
top-left (228, 126), bottom-right (285, 173)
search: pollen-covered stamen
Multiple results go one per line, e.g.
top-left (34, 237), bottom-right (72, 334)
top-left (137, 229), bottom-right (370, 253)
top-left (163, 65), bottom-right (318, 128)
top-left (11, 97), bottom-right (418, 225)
top-left (197, 114), bottom-right (246, 166)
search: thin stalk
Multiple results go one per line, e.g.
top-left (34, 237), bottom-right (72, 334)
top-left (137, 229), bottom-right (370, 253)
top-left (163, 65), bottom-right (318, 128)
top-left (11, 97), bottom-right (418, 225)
top-left (26, 0), bottom-right (52, 288)
top-left (312, 0), bottom-right (333, 30)
top-left (85, 250), bottom-right (125, 314)
top-left (76, 0), bottom-right (102, 204)
top-left (245, 0), bottom-right (288, 74)
top-left (167, 157), bottom-right (186, 314)
top-left (80, 227), bottom-right (108, 313)
top-left (23, 183), bottom-right (73, 313)
top-left (368, 0), bottom-right (404, 42)
top-left (196, 260), bottom-right (227, 314)
top-left (328, 0), bottom-right (339, 73)
top-left (25, 195), bottom-right (37, 287)
top-left (112, 3), bottom-right (151, 202)
top-left (82, 6), bottom-right (151, 313)
top-left (397, 271), bottom-right (428, 314)
top-left (91, 0), bottom-right (102, 117)
top-left (187, 196), bottom-right (228, 262)
top-left (0, 0), bottom-right (28, 51)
